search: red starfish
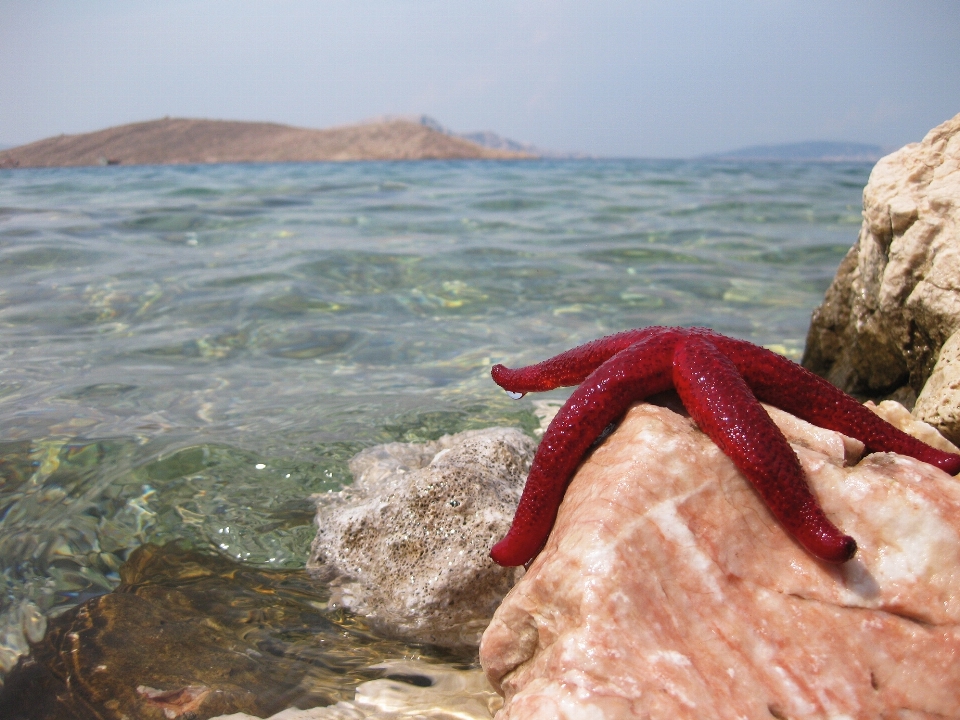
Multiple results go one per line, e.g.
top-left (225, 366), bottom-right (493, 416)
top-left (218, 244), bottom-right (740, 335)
top-left (490, 326), bottom-right (960, 566)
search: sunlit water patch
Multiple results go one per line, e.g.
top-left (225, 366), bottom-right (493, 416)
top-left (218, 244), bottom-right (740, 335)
top-left (0, 159), bottom-right (870, 677)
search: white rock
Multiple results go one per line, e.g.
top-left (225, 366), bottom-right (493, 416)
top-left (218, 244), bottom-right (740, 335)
top-left (867, 398), bottom-right (960, 454)
top-left (804, 112), bottom-right (960, 441)
top-left (914, 330), bottom-right (960, 444)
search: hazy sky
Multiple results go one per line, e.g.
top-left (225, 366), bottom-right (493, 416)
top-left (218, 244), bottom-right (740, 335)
top-left (2, 0), bottom-right (958, 157)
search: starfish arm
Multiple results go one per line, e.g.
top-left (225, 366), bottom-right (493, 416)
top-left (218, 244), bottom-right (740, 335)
top-left (711, 336), bottom-right (960, 475)
top-left (491, 326), bottom-right (668, 395)
top-left (490, 333), bottom-right (679, 566)
top-left (672, 335), bottom-right (857, 563)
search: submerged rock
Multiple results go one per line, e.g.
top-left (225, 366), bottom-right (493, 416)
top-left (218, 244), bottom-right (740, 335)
top-left (211, 659), bottom-right (500, 719)
top-left (804, 111), bottom-right (960, 440)
top-left (0, 543), bottom-right (434, 720)
top-left (480, 400), bottom-right (960, 718)
top-left (308, 427), bottom-right (534, 650)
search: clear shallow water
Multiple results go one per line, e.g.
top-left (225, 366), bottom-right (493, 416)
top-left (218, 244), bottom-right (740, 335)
top-left (0, 159), bottom-right (870, 664)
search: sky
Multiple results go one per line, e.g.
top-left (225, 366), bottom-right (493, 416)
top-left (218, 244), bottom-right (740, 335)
top-left (1, 0), bottom-right (959, 158)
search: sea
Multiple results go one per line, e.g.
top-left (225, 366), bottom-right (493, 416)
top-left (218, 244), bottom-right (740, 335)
top-left (0, 159), bottom-right (870, 681)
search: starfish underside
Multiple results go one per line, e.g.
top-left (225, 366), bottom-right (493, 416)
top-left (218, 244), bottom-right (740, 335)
top-left (490, 326), bottom-right (960, 566)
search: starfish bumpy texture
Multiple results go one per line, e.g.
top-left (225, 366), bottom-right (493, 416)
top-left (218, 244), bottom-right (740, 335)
top-left (490, 326), bottom-right (960, 566)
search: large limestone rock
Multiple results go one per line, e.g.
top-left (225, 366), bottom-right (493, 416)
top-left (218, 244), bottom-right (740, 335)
top-left (308, 427), bottom-right (533, 651)
top-left (804, 112), bottom-right (960, 442)
top-left (480, 400), bottom-right (960, 718)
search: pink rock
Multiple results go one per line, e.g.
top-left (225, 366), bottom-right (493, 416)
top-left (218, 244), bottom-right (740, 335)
top-left (480, 400), bottom-right (960, 719)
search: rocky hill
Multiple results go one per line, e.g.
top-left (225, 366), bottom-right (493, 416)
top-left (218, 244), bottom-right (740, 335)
top-left (0, 117), bottom-right (534, 168)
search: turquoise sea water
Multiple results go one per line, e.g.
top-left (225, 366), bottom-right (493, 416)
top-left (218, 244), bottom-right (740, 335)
top-left (0, 159), bottom-right (870, 667)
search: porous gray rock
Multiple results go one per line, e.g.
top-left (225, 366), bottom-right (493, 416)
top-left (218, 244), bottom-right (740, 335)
top-left (803, 112), bottom-right (960, 442)
top-left (308, 427), bottom-right (534, 650)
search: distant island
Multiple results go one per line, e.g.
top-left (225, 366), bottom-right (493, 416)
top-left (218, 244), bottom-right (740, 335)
top-left (0, 121), bottom-right (891, 168)
top-left (704, 141), bottom-right (886, 162)
top-left (0, 117), bottom-right (535, 169)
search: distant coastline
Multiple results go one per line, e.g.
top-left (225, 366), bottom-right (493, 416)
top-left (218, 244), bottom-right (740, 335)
top-left (0, 117), bottom-right (535, 169)
top-left (702, 140), bottom-right (886, 163)
top-left (0, 121), bottom-right (892, 169)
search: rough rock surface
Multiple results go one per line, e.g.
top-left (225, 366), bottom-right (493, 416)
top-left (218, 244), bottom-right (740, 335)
top-left (914, 329), bottom-right (960, 444)
top-left (803, 112), bottom-right (960, 442)
top-left (308, 427), bottom-right (534, 650)
top-left (480, 400), bottom-right (960, 719)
